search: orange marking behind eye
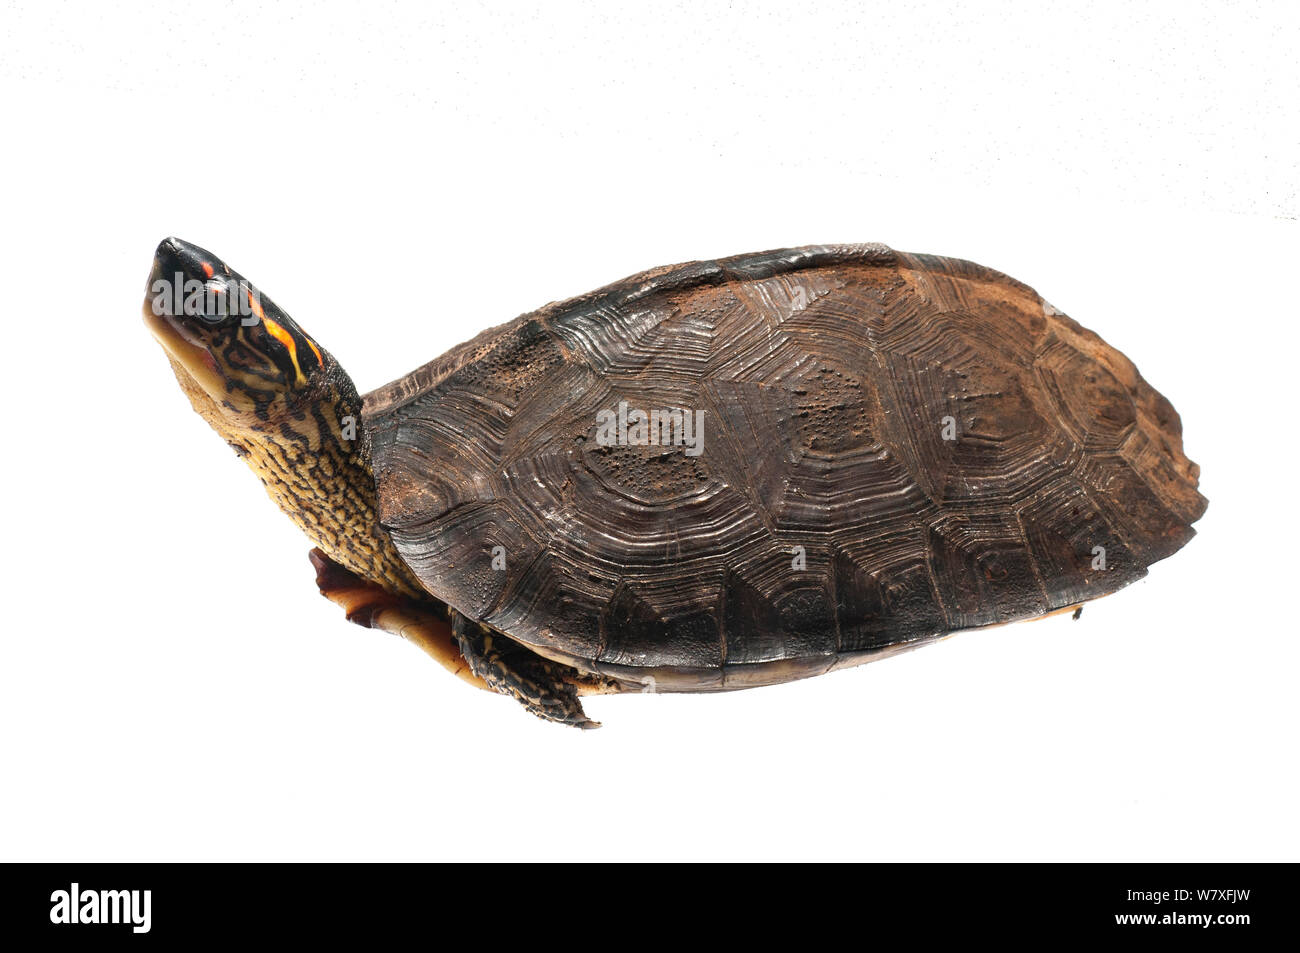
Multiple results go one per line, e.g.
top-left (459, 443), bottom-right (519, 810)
top-left (262, 316), bottom-right (294, 350)
top-left (201, 261), bottom-right (215, 278)
top-left (246, 289), bottom-right (265, 320)
top-left (262, 316), bottom-right (307, 384)
top-left (305, 337), bottom-right (324, 367)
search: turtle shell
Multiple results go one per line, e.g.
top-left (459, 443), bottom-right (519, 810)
top-left (364, 244), bottom-right (1206, 690)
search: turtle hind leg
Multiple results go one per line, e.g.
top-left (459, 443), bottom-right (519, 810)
top-left (451, 611), bottom-right (601, 729)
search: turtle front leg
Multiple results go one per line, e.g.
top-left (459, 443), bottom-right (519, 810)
top-left (451, 611), bottom-right (602, 729)
top-left (310, 549), bottom-right (617, 726)
top-left (309, 548), bottom-right (490, 692)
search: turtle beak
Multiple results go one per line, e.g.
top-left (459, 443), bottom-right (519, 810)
top-left (143, 238), bottom-right (228, 402)
top-left (152, 236), bottom-right (223, 281)
top-left (152, 235), bottom-right (188, 277)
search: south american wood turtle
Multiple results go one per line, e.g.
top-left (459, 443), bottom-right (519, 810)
top-left (144, 238), bottom-right (1206, 727)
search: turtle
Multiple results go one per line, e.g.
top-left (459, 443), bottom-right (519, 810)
top-left (143, 237), bottom-right (1206, 728)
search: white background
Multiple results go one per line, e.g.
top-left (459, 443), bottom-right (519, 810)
top-left (1, 1), bottom-right (1296, 861)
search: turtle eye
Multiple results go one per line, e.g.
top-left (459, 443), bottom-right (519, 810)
top-left (196, 279), bottom-right (234, 324)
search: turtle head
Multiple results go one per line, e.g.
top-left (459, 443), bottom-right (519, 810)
top-left (143, 237), bottom-right (331, 424)
top-left (142, 238), bottom-right (424, 597)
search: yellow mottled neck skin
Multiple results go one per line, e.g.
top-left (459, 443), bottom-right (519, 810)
top-left (167, 354), bottom-right (426, 599)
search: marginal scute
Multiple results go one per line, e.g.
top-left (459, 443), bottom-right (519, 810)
top-left (600, 582), bottom-right (723, 670)
top-left (834, 546), bottom-right (946, 652)
top-left (365, 244), bottom-right (1207, 690)
top-left (1016, 481), bottom-right (1139, 608)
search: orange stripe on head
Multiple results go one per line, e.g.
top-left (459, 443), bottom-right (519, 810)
top-left (201, 261), bottom-right (215, 278)
top-left (262, 316), bottom-right (306, 384)
top-left (305, 337), bottom-right (324, 367)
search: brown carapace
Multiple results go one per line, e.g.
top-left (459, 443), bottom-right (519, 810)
top-left (149, 240), bottom-right (1206, 727)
